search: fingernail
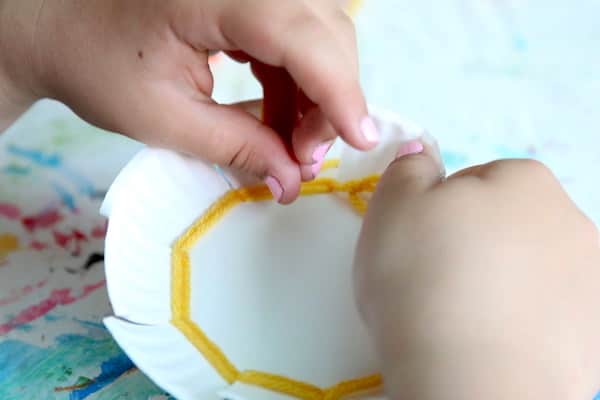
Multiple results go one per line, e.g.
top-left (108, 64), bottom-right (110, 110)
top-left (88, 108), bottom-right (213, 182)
top-left (300, 156), bottom-right (326, 181)
top-left (360, 116), bottom-right (380, 144)
top-left (265, 176), bottom-right (283, 202)
top-left (311, 157), bottom-right (326, 177)
top-left (301, 141), bottom-right (333, 181)
top-left (312, 141), bottom-right (332, 163)
top-left (395, 140), bottom-right (424, 159)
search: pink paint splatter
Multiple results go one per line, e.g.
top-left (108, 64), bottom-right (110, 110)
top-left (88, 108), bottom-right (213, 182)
top-left (53, 230), bottom-right (71, 248)
top-left (0, 280), bottom-right (106, 334)
top-left (30, 240), bottom-right (49, 251)
top-left (91, 222), bottom-right (107, 238)
top-left (53, 229), bottom-right (88, 246)
top-left (73, 229), bottom-right (88, 242)
top-left (21, 209), bottom-right (63, 232)
top-left (53, 229), bottom-right (88, 255)
top-left (0, 203), bottom-right (20, 220)
top-left (0, 278), bottom-right (48, 307)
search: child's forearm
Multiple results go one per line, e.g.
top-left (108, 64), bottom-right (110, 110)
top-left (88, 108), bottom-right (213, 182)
top-left (0, 0), bottom-right (43, 131)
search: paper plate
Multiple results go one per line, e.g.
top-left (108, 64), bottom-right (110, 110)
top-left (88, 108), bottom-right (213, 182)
top-left (101, 108), bottom-right (436, 400)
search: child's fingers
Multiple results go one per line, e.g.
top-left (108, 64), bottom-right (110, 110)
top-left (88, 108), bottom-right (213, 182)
top-left (250, 62), bottom-right (298, 147)
top-left (218, 1), bottom-right (377, 152)
top-left (292, 106), bottom-right (337, 181)
top-left (141, 90), bottom-right (301, 204)
top-left (254, 64), bottom-right (338, 180)
top-left (293, 92), bottom-right (337, 163)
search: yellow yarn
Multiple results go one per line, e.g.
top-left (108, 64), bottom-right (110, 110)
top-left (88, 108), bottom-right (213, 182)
top-left (321, 158), bottom-right (340, 171)
top-left (237, 370), bottom-right (382, 400)
top-left (171, 161), bottom-right (382, 399)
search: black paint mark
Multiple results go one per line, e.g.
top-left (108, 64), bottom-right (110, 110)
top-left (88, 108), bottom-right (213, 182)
top-left (137, 50), bottom-right (144, 59)
top-left (83, 252), bottom-right (105, 271)
top-left (66, 252), bottom-right (104, 274)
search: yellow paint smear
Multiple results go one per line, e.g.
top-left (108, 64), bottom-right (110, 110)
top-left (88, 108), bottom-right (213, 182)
top-left (0, 234), bottom-right (20, 262)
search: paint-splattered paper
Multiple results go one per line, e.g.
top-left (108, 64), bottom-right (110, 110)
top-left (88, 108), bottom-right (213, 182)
top-left (1, 0), bottom-right (600, 398)
top-left (0, 102), bottom-right (167, 399)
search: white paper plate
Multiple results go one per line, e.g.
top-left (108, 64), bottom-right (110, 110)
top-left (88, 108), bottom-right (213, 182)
top-left (101, 108), bottom-right (432, 400)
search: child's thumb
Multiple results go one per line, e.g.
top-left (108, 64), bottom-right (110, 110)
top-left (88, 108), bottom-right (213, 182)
top-left (372, 134), bottom-right (446, 205)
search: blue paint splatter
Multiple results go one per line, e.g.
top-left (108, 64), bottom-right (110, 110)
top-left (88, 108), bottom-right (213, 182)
top-left (493, 145), bottom-right (533, 159)
top-left (73, 318), bottom-right (107, 331)
top-left (69, 353), bottom-right (135, 400)
top-left (0, 335), bottom-right (162, 398)
top-left (7, 145), bottom-right (62, 167)
top-left (14, 323), bottom-right (33, 332)
top-left (441, 151), bottom-right (468, 170)
top-left (52, 183), bottom-right (78, 211)
top-left (58, 167), bottom-right (96, 197)
top-left (2, 164), bottom-right (31, 176)
top-left (513, 35), bottom-right (528, 52)
top-left (594, 391), bottom-right (600, 400)
top-left (0, 340), bottom-right (44, 383)
top-left (44, 313), bottom-right (64, 322)
top-left (7, 144), bottom-right (96, 198)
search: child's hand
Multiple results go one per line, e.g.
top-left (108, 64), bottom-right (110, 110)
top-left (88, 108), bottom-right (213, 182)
top-left (355, 141), bottom-right (600, 399)
top-left (0, 0), bottom-right (373, 203)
